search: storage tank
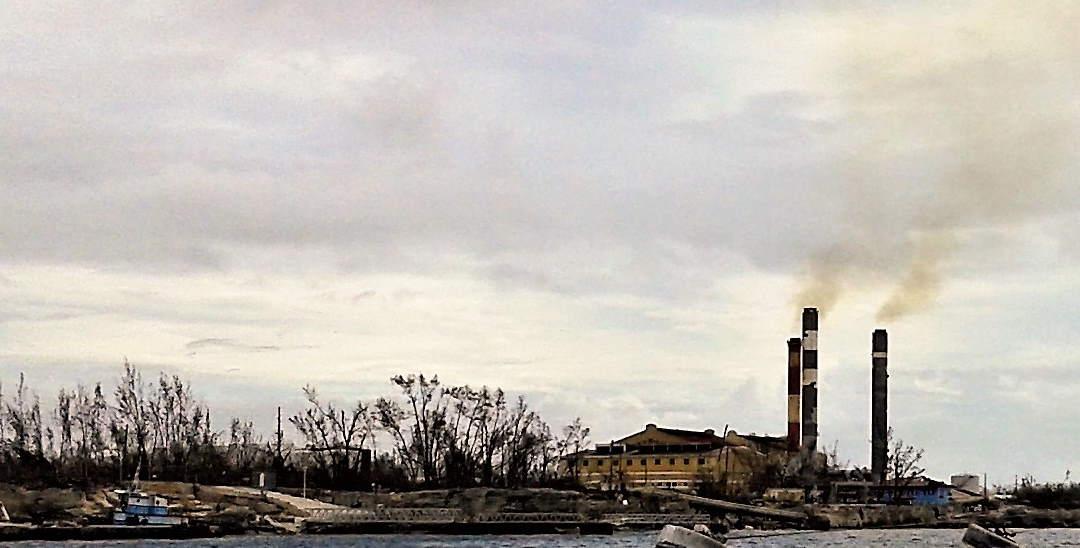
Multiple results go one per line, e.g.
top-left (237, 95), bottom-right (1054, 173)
top-left (951, 474), bottom-right (981, 492)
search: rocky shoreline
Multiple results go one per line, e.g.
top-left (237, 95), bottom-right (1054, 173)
top-left (808, 503), bottom-right (1080, 530)
top-left (3, 481), bottom-right (1080, 541)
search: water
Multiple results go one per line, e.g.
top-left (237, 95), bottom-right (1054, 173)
top-left (10, 529), bottom-right (1080, 547)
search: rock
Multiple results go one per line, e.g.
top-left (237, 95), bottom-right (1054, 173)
top-left (0, 484), bottom-right (87, 523)
top-left (252, 502), bottom-right (281, 515)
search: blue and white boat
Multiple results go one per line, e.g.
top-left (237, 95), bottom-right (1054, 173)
top-left (111, 467), bottom-right (186, 526)
top-left (111, 489), bottom-right (186, 525)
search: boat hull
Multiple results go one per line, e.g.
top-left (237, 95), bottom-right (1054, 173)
top-left (112, 511), bottom-right (186, 526)
top-left (962, 524), bottom-right (1021, 548)
top-left (656, 524), bottom-right (726, 547)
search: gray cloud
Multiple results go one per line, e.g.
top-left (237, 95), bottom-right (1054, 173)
top-left (2, 1), bottom-right (1080, 483)
top-left (0, 2), bottom-right (854, 291)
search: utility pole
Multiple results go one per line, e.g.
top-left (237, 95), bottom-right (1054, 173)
top-left (275, 407), bottom-right (283, 455)
top-left (721, 424), bottom-right (730, 496)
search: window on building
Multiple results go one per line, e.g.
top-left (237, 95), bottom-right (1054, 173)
top-left (641, 459), bottom-right (647, 466)
top-left (669, 458), bottom-right (676, 465)
top-left (582, 459), bottom-right (588, 467)
top-left (626, 459), bottom-right (633, 467)
top-left (654, 458), bottom-right (661, 465)
top-left (683, 458), bottom-right (690, 465)
top-left (698, 457), bottom-right (706, 465)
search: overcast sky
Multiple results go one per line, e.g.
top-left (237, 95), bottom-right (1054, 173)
top-left (2, 1), bottom-right (1079, 486)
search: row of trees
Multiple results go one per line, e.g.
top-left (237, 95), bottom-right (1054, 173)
top-left (1013, 475), bottom-right (1080, 509)
top-left (0, 364), bottom-right (590, 492)
top-left (1, 362), bottom-right (256, 486)
top-left (289, 374), bottom-right (591, 489)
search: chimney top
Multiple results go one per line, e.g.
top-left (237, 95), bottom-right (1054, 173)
top-left (873, 329), bottom-right (888, 352)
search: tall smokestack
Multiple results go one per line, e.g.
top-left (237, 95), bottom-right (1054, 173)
top-left (801, 307), bottom-right (819, 453)
top-left (871, 329), bottom-right (889, 484)
top-left (787, 337), bottom-right (802, 452)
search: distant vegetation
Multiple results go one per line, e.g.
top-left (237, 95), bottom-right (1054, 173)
top-left (0, 363), bottom-right (589, 492)
top-left (1015, 479), bottom-right (1080, 509)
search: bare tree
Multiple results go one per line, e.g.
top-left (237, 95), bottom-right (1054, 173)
top-left (375, 375), bottom-right (565, 489)
top-left (502, 396), bottom-right (548, 487)
top-left (441, 385), bottom-right (486, 486)
top-left (227, 418), bottom-right (262, 475)
top-left (4, 373), bottom-right (46, 458)
top-left (6, 373), bottom-right (30, 452)
top-left (375, 395), bottom-right (415, 481)
top-left (473, 387), bottom-right (508, 487)
top-left (533, 421), bottom-right (557, 483)
top-left (886, 427), bottom-right (926, 503)
top-left (147, 373), bottom-right (201, 476)
top-left (825, 439), bottom-right (850, 471)
top-left (290, 385), bottom-right (372, 486)
top-left (72, 383), bottom-right (109, 481)
top-left (375, 374), bottom-right (449, 486)
top-left (557, 417), bottom-right (591, 481)
top-left (54, 388), bottom-right (74, 467)
top-left (183, 404), bottom-right (218, 482)
top-left (1, 365), bottom-right (575, 490)
top-left (114, 361), bottom-right (152, 479)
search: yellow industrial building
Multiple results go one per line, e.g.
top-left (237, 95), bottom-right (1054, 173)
top-left (559, 424), bottom-right (791, 494)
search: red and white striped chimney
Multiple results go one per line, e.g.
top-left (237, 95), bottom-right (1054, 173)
top-left (787, 337), bottom-right (802, 452)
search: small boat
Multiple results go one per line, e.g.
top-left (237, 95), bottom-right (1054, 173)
top-left (111, 463), bottom-right (186, 526)
top-left (961, 523), bottom-right (1021, 548)
top-left (111, 489), bottom-right (187, 526)
top-left (656, 524), bottom-right (726, 547)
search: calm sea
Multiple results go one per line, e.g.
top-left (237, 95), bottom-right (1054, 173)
top-left (11, 529), bottom-right (1080, 547)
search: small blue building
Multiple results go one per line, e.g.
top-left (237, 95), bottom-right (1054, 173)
top-left (877, 477), bottom-right (952, 506)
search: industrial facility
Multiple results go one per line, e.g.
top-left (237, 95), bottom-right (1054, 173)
top-left (559, 424), bottom-right (789, 493)
top-left (560, 307), bottom-right (970, 506)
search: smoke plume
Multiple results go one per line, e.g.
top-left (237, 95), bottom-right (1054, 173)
top-left (877, 232), bottom-right (956, 322)
top-left (796, 1), bottom-right (1080, 321)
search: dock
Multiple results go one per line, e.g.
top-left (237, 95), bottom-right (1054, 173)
top-left (303, 508), bottom-right (614, 534)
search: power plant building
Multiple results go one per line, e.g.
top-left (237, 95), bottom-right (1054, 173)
top-left (558, 424), bottom-right (789, 493)
top-left (558, 308), bottom-right (924, 502)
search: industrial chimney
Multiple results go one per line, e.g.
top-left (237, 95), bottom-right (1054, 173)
top-left (787, 337), bottom-right (802, 452)
top-left (871, 329), bottom-right (889, 484)
top-left (800, 307), bottom-right (819, 453)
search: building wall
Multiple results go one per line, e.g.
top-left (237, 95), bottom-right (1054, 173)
top-left (879, 486), bottom-right (952, 506)
top-left (559, 425), bottom-right (791, 494)
top-left (566, 445), bottom-right (773, 493)
top-left (914, 487), bottom-right (951, 506)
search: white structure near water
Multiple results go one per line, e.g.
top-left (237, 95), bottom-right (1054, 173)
top-left (111, 490), bottom-right (186, 525)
